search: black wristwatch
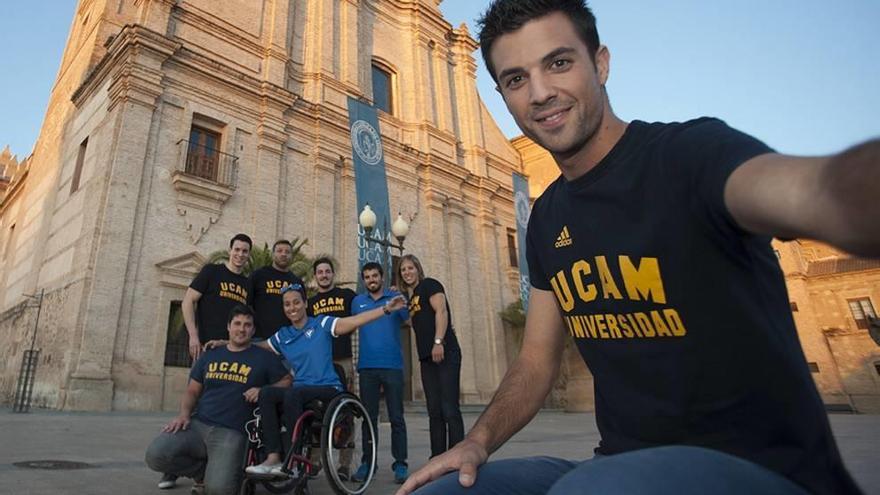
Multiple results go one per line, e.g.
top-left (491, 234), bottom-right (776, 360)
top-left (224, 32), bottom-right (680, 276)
top-left (382, 304), bottom-right (391, 315)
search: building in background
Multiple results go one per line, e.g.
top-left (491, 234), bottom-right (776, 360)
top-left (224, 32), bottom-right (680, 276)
top-left (0, 0), bottom-right (525, 411)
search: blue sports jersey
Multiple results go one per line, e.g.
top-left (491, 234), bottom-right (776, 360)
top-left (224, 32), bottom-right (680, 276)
top-left (268, 316), bottom-right (343, 389)
top-left (352, 290), bottom-right (409, 370)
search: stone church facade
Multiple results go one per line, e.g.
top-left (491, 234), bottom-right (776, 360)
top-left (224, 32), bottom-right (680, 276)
top-left (0, 0), bottom-right (526, 411)
top-left (513, 137), bottom-right (880, 413)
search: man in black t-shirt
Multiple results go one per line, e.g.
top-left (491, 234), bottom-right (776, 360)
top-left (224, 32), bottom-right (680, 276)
top-left (183, 233), bottom-right (252, 360)
top-left (146, 305), bottom-right (289, 494)
top-left (307, 257), bottom-right (357, 386)
top-left (401, 2), bottom-right (877, 495)
top-left (247, 240), bottom-right (305, 339)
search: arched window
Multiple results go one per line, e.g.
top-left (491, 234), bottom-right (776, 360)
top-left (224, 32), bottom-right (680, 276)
top-left (371, 61), bottom-right (394, 115)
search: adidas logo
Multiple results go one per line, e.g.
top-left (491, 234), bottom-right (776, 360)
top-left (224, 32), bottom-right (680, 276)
top-left (554, 226), bottom-right (573, 248)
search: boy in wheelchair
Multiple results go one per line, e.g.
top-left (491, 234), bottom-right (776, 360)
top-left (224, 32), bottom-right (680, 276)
top-left (210, 283), bottom-right (405, 479)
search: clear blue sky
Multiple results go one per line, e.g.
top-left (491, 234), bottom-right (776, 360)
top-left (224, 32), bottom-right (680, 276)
top-left (1, 1), bottom-right (877, 160)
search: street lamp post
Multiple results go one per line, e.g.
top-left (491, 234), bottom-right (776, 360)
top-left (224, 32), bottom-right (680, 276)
top-left (358, 204), bottom-right (410, 286)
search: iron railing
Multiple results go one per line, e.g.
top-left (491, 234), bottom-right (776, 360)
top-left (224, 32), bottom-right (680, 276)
top-left (12, 289), bottom-right (44, 413)
top-left (177, 139), bottom-right (238, 188)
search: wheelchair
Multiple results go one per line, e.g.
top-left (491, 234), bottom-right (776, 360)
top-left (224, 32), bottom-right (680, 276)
top-left (240, 371), bottom-right (377, 495)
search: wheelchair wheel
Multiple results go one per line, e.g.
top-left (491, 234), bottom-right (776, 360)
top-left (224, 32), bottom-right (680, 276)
top-left (321, 393), bottom-right (377, 495)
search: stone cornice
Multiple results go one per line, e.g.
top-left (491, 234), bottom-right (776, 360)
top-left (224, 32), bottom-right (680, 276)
top-left (72, 25), bottom-right (179, 108)
top-left (367, 0), bottom-right (452, 41)
top-left (174, 5), bottom-right (265, 57)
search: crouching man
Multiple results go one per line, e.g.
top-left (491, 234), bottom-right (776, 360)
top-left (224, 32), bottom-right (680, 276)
top-left (145, 305), bottom-right (291, 494)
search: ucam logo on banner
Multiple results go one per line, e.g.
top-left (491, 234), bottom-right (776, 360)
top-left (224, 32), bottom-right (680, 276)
top-left (513, 173), bottom-right (531, 311)
top-left (348, 97), bottom-right (392, 288)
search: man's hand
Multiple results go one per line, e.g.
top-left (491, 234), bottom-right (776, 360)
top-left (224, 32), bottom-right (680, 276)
top-left (188, 335), bottom-right (202, 360)
top-left (162, 415), bottom-right (191, 434)
top-left (431, 343), bottom-right (444, 363)
top-left (203, 339), bottom-right (227, 350)
top-left (395, 438), bottom-right (488, 495)
top-left (243, 387), bottom-right (261, 403)
top-left (386, 295), bottom-right (407, 312)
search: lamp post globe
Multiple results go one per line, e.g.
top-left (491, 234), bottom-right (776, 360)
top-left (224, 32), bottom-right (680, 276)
top-left (392, 212), bottom-right (409, 244)
top-left (359, 204), bottom-right (377, 236)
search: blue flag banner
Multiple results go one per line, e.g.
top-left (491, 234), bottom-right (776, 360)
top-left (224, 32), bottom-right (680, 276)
top-left (348, 97), bottom-right (392, 286)
top-left (513, 173), bottom-right (531, 311)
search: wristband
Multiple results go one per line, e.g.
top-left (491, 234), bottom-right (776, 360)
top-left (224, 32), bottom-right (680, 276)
top-left (383, 304), bottom-right (391, 315)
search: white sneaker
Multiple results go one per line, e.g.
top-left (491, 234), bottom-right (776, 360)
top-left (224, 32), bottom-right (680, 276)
top-left (245, 462), bottom-right (283, 475)
top-left (157, 473), bottom-right (177, 489)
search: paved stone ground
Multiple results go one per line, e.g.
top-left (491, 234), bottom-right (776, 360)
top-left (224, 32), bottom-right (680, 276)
top-left (0, 408), bottom-right (877, 494)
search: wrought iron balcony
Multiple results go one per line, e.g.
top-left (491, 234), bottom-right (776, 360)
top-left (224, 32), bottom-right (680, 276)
top-left (176, 139), bottom-right (238, 188)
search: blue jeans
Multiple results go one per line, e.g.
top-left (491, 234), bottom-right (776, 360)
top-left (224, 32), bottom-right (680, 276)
top-left (359, 368), bottom-right (407, 466)
top-left (145, 418), bottom-right (246, 495)
top-left (413, 446), bottom-right (810, 495)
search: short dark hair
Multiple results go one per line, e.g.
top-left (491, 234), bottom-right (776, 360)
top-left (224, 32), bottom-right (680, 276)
top-left (227, 304), bottom-right (254, 325)
top-left (272, 239), bottom-right (292, 251)
top-left (361, 262), bottom-right (383, 278)
top-left (478, 0), bottom-right (600, 83)
top-left (230, 233), bottom-right (253, 249)
top-left (313, 257), bottom-right (335, 273)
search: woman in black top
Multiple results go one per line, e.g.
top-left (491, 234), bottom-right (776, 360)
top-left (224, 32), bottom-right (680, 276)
top-left (397, 254), bottom-right (464, 457)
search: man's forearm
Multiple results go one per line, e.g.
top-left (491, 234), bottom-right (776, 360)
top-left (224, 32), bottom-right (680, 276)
top-left (466, 353), bottom-right (559, 455)
top-left (178, 390), bottom-right (198, 418)
top-left (822, 138), bottom-right (880, 256)
top-left (181, 300), bottom-right (199, 340)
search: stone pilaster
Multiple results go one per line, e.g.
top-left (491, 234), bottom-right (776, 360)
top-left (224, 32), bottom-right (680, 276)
top-left (65, 29), bottom-right (172, 411)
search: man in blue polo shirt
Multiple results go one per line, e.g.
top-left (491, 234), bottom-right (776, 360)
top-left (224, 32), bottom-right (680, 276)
top-left (351, 262), bottom-right (410, 484)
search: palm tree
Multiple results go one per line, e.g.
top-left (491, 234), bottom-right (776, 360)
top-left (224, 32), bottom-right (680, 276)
top-left (206, 237), bottom-right (312, 282)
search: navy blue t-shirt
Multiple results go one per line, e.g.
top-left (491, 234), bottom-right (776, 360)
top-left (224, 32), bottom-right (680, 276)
top-left (409, 278), bottom-right (460, 361)
top-left (268, 316), bottom-right (343, 389)
top-left (308, 287), bottom-right (357, 359)
top-left (190, 345), bottom-right (287, 431)
top-left (190, 263), bottom-right (248, 342)
top-left (247, 266), bottom-right (304, 339)
top-left (526, 118), bottom-right (860, 495)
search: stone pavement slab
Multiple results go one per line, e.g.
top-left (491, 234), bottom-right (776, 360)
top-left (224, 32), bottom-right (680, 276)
top-left (0, 409), bottom-right (877, 494)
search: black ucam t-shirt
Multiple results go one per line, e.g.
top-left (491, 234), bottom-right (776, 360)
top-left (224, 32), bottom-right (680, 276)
top-left (247, 266), bottom-right (304, 339)
top-left (308, 287), bottom-right (357, 359)
top-left (526, 118), bottom-right (860, 495)
top-left (408, 278), bottom-right (460, 361)
top-left (190, 345), bottom-right (287, 432)
top-left (190, 263), bottom-right (248, 342)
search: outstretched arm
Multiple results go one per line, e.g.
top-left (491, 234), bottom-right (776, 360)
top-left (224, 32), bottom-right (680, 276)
top-left (396, 288), bottom-right (566, 494)
top-left (334, 295), bottom-right (407, 336)
top-left (726, 138), bottom-right (880, 257)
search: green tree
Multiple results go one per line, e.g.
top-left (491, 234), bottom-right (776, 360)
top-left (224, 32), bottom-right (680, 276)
top-left (206, 237), bottom-right (312, 283)
top-left (499, 299), bottom-right (526, 329)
